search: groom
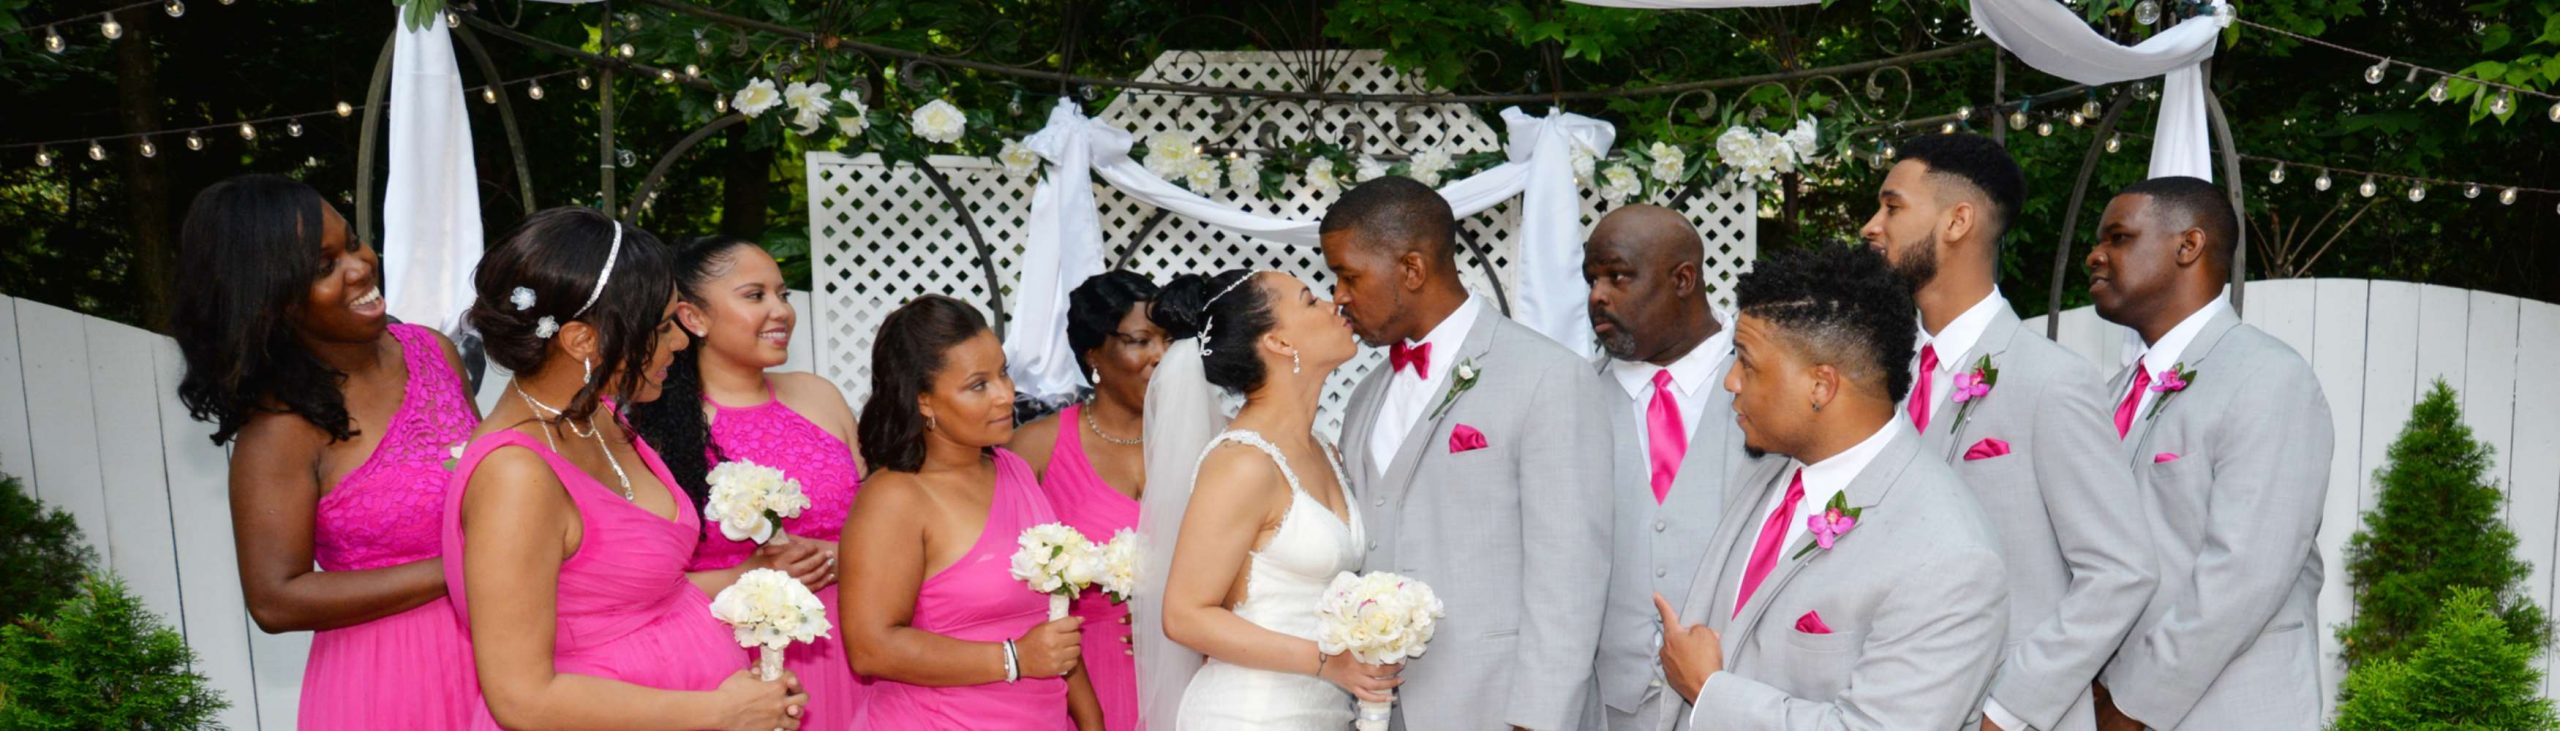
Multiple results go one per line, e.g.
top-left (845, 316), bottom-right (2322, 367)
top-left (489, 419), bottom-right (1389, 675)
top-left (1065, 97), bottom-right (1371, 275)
top-left (1322, 176), bottom-right (1616, 731)
top-left (1656, 244), bottom-right (2008, 730)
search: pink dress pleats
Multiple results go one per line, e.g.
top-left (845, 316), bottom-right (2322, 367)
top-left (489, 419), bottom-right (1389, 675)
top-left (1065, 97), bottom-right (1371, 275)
top-left (853, 450), bottom-right (1075, 731)
top-left (297, 323), bottom-right (481, 729)
top-left (1040, 405), bottom-right (1140, 731)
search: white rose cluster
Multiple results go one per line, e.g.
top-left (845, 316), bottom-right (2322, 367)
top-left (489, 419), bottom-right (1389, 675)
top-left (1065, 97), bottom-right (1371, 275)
top-left (709, 568), bottom-right (832, 679)
top-left (1714, 117), bottom-right (1822, 185)
top-left (910, 99), bottom-right (968, 144)
top-left (703, 460), bottom-right (810, 545)
top-left (1143, 131), bottom-right (1227, 191)
top-left (1010, 522), bottom-right (1100, 596)
top-left (1646, 142), bottom-right (1687, 185)
top-left (1306, 158), bottom-right (1342, 193)
top-left (1314, 571), bottom-right (1445, 666)
top-left (1406, 148), bottom-right (1453, 188)
top-left (1600, 165), bottom-right (1643, 203)
top-left (1097, 529), bottom-right (1140, 603)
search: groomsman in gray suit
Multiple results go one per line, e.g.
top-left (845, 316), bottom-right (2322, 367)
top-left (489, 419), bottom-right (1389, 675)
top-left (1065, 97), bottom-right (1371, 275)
top-left (1657, 245), bottom-right (2009, 730)
top-left (1580, 204), bottom-right (1760, 731)
top-left (1321, 177), bottom-right (1616, 731)
top-left (1863, 134), bottom-right (2159, 731)
top-left (2089, 177), bottom-right (2332, 731)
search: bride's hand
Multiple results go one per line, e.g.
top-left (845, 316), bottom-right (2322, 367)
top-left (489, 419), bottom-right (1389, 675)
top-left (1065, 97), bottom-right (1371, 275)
top-left (1317, 653), bottom-right (1403, 703)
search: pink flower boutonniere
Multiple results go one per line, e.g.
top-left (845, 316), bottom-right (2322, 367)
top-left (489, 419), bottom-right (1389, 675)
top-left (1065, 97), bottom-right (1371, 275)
top-left (1947, 355), bottom-right (1999, 431)
top-left (1794, 493), bottom-right (1864, 559)
top-left (2143, 362), bottom-right (2199, 421)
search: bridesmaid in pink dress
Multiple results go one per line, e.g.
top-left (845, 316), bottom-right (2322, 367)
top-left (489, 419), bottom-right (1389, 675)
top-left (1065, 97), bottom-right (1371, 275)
top-left (841, 296), bottom-right (1099, 730)
top-left (630, 237), bottom-right (866, 730)
top-left (170, 175), bottom-right (482, 727)
top-left (1009, 271), bottom-right (1164, 731)
top-left (443, 208), bottom-right (804, 730)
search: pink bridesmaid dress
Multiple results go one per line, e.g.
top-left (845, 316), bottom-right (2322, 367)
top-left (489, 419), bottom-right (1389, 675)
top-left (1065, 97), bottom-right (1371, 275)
top-left (442, 424), bottom-right (750, 730)
top-left (689, 383), bottom-right (865, 729)
top-left (854, 449), bottom-right (1075, 731)
top-left (1039, 404), bottom-right (1139, 731)
top-left (299, 323), bottom-right (481, 728)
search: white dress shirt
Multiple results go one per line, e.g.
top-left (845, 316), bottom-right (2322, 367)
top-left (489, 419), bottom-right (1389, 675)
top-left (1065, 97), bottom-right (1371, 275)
top-left (1907, 289), bottom-right (2009, 424)
top-left (1608, 320), bottom-right (1733, 460)
top-left (1729, 417), bottom-right (1905, 613)
top-left (2124, 293), bottom-right (2232, 419)
top-left (1368, 296), bottom-right (1487, 476)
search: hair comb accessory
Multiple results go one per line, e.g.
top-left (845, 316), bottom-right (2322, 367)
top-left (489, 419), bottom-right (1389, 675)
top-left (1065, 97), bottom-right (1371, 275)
top-left (1195, 270), bottom-right (1269, 357)
top-left (509, 286), bottom-right (537, 311)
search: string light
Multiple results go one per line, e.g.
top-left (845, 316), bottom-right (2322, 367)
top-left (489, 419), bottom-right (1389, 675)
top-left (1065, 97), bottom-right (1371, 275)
top-left (2548, 102), bottom-right (2559, 123)
top-left (1956, 105), bottom-right (1973, 120)
top-left (577, 74), bottom-right (593, 90)
top-left (2490, 91), bottom-right (2512, 115)
top-left (2426, 79), bottom-right (2448, 103)
top-left (286, 120), bottom-right (301, 137)
top-left (237, 122), bottom-right (255, 140)
top-left (2105, 134), bottom-right (2122, 153)
top-left (2269, 163), bottom-right (2287, 184)
top-left (527, 81), bottom-right (545, 100)
top-left (2406, 185), bottom-right (2425, 202)
top-left (616, 43), bottom-right (634, 58)
top-left (184, 131), bottom-right (202, 150)
top-left (2315, 170), bottom-right (2333, 191)
top-left (481, 87), bottom-right (498, 104)
top-left (2036, 120), bottom-right (2053, 137)
top-left (86, 141), bottom-right (105, 160)
top-left (714, 96), bottom-right (730, 113)
top-left (683, 64), bottom-right (700, 79)
top-left (2364, 60), bottom-right (2388, 84)
top-left (2466, 184), bottom-right (2481, 199)
top-left (163, 0), bottom-right (183, 18)
top-left (33, 149), bottom-right (51, 167)
top-left (2502, 188), bottom-right (2520, 205)
top-left (2069, 111), bottom-right (2087, 127)
top-left (2358, 175), bottom-right (2378, 197)
top-left (1939, 122), bottom-right (1956, 134)
top-left (44, 26), bottom-right (63, 53)
top-left (137, 139), bottom-right (155, 157)
top-left (99, 13), bottom-right (122, 40)
top-left (2008, 109), bottom-right (2029, 130)
top-left (659, 68), bottom-right (676, 83)
top-left (336, 101), bottom-right (353, 118)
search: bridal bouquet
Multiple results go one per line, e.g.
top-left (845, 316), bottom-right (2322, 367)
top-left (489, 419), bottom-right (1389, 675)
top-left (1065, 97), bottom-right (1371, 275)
top-left (1095, 529), bottom-right (1140, 604)
top-left (1316, 571), bottom-right (1445, 731)
top-left (1010, 523), bottom-right (1100, 619)
top-left (703, 460), bottom-right (811, 546)
top-left (708, 568), bottom-right (833, 681)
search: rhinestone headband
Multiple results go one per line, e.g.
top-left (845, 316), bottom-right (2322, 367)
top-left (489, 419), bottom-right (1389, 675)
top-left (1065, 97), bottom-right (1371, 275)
top-left (517, 219), bottom-right (626, 340)
top-left (1196, 271), bottom-right (1268, 357)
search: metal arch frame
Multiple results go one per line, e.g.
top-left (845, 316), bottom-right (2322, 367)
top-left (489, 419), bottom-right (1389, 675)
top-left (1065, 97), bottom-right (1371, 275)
top-left (2043, 59), bottom-right (2250, 337)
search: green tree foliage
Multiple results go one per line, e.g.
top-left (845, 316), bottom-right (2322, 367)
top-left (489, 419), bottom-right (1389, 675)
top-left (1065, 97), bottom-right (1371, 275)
top-left (2340, 379), bottom-right (2548, 668)
top-left (0, 576), bottom-right (228, 730)
top-left (2333, 587), bottom-right (2559, 731)
top-left (0, 474), bottom-right (96, 623)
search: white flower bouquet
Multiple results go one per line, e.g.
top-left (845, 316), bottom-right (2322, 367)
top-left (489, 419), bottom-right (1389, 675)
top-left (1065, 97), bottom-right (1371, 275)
top-left (703, 460), bottom-right (811, 546)
top-left (709, 568), bottom-right (833, 681)
top-left (1009, 523), bottom-right (1100, 619)
top-left (1315, 571), bottom-right (1445, 731)
top-left (1096, 529), bottom-right (1140, 605)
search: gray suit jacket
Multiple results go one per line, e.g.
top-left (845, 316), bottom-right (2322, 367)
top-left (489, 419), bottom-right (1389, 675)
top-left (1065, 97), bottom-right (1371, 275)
top-left (1671, 427), bottom-right (2009, 731)
top-left (1917, 307), bottom-right (2158, 731)
top-left (2099, 310), bottom-right (2331, 731)
top-left (1591, 350), bottom-right (1763, 731)
top-left (1341, 310), bottom-right (1617, 731)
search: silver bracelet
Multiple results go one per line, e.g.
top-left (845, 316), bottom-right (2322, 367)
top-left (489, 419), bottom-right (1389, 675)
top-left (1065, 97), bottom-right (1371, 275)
top-left (1002, 638), bottom-right (1021, 684)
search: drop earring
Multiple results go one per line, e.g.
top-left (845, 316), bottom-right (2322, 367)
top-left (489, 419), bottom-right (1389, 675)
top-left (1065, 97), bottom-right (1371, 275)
top-left (926, 414), bottom-right (939, 432)
top-left (581, 358), bottom-right (594, 384)
top-left (1290, 349), bottom-right (1302, 374)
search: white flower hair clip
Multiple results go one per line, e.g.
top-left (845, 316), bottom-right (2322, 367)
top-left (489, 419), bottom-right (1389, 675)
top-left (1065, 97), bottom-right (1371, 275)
top-left (509, 286), bottom-right (537, 311)
top-left (534, 316), bottom-right (560, 339)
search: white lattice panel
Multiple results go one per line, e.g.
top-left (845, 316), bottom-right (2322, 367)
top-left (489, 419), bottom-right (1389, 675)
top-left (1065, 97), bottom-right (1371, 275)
top-left (810, 51), bottom-right (1756, 441)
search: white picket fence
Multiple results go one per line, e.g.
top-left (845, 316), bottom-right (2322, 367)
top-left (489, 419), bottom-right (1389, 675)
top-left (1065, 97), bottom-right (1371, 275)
top-left (0, 279), bottom-right (2551, 727)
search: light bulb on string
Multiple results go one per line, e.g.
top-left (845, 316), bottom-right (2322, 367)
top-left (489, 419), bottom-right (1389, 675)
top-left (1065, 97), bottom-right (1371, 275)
top-left (2269, 163), bottom-right (2287, 184)
top-left (34, 149), bottom-right (51, 168)
top-left (2134, 0), bottom-right (2160, 25)
top-left (2501, 188), bottom-right (2519, 205)
top-left (623, 13), bottom-right (640, 32)
top-left (2427, 78), bottom-right (2448, 103)
top-left (2069, 111), bottom-right (2087, 127)
top-left (2081, 99), bottom-right (2103, 118)
top-left (138, 139), bottom-right (156, 158)
top-left (287, 120), bottom-right (301, 137)
top-left (2036, 120), bottom-right (2053, 137)
top-left (715, 96), bottom-right (729, 113)
top-left (2407, 185), bottom-right (2425, 202)
top-left (2466, 184), bottom-right (2481, 199)
top-left (658, 68), bottom-right (675, 83)
top-left (1939, 122), bottom-right (1956, 134)
top-left (695, 34), bottom-right (713, 56)
top-left (2315, 170), bottom-right (2333, 191)
top-left (577, 74), bottom-right (593, 90)
top-left (2549, 101), bottom-right (2560, 122)
top-left (617, 43), bottom-right (634, 59)
top-left (164, 0), bottom-right (184, 18)
top-left (527, 81), bottom-right (545, 100)
top-left (682, 64), bottom-right (699, 79)
top-left (444, 11), bottom-right (458, 28)
top-left (2364, 60), bottom-right (2388, 84)
top-left (2008, 109), bottom-right (2029, 130)
top-left (1881, 141), bottom-right (1897, 159)
top-left (336, 101), bottom-right (353, 118)
top-left (100, 13), bottom-right (122, 39)
top-left (2358, 176), bottom-right (2378, 198)
top-left (2491, 91), bottom-right (2512, 115)
top-left (2105, 134), bottom-right (2122, 153)
top-left (1956, 105), bottom-right (1973, 120)
top-left (87, 141), bottom-right (105, 160)
top-left (238, 122), bottom-right (255, 141)
top-left (481, 87), bottom-right (498, 104)
top-left (184, 131), bottom-right (204, 150)
top-left (44, 26), bottom-right (63, 53)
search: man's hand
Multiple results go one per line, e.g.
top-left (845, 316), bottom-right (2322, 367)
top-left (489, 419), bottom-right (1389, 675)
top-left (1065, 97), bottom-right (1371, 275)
top-left (1982, 717), bottom-right (2008, 731)
top-left (1654, 593), bottom-right (1724, 704)
top-left (2092, 682), bottom-right (2142, 731)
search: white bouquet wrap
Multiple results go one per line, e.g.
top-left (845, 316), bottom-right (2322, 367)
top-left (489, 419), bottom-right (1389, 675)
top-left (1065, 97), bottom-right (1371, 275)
top-left (1009, 522), bottom-right (1099, 619)
top-left (702, 460), bottom-right (811, 546)
top-left (708, 568), bottom-right (832, 681)
top-left (1315, 571), bottom-right (1445, 731)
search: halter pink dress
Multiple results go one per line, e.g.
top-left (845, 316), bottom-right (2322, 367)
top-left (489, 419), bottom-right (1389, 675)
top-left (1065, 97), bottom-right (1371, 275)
top-left (689, 383), bottom-right (865, 729)
top-left (442, 424), bottom-right (749, 730)
top-left (853, 449), bottom-right (1075, 730)
top-left (1040, 405), bottom-right (1140, 731)
top-left (297, 323), bottom-right (481, 727)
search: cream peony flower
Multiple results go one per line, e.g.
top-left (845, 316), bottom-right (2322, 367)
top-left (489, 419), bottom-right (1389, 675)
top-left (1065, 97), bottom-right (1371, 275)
top-left (1097, 530), bottom-right (1140, 603)
top-left (1600, 164), bottom-right (1642, 203)
top-left (999, 138), bottom-right (1042, 176)
top-left (1355, 156), bottom-right (1390, 183)
top-left (1760, 130), bottom-right (1797, 175)
top-left (1227, 153), bottom-right (1263, 191)
top-left (781, 81), bottom-right (833, 136)
top-left (1144, 131), bottom-right (1199, 179)
top-left (1315, 571), bottom-right (1444, 666)
top-left (1783, 117), bottom-right (1820, 164)
top-left (1570, 144), bottom-right (1597, 183)
top-left (703, 460), bottom-right (810, 545)
top-left (1306, 158), bottom-right (1341, 193)
top-left (1009, 522), bottom-right (1097, 597)
top-left (709, 568), bottom-right (832, 679)
top-left (1407, 147), bottom-right (1452, 188)
top-left (1184, 157), bottom-right (1223, 191)
top-left (1647, 142), bottom-right (1687, 185)
top-left (910, 99), bottom-right (968, 144)
top-left (834, 90), bottom-right (871, 138)
top-left (731, 78), bottom-right (782, 118)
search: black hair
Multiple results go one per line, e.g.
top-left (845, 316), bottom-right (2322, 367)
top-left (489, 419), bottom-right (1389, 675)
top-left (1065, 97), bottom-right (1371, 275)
top-left (858, 295), bottom-right (993, 473)
top-left (1067, 270), bottom-right (1162, 378)
top-left (1895, 133), bottom-right (2026, 244)
top-left (1151, 270), bottom-right (1275, 393)
top-left (627, 235), bottom-right (763, 513)
top-left (1734, 244), bottom-right (1918, 404)
top-left (465, 208), bottom-right (676, 426)
top-left (173, 174), bottom-right (353, 445)
top-left (2117, 176), bottom-right (2239, 269)
top-left (1318, 175), bottom-right (1456, 266)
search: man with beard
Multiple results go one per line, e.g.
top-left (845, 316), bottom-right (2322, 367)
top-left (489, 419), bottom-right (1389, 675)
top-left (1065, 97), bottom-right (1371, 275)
top-left (1321, 176), bottom-right (1615, 731)
top-left (2090, 177), bottom-right (2330, 731)
top-left (1578, 204), bottom-right (1762, 731)
top-left (1862, 133), bottom-right (2158, 731)
top-left (1655, 244), bottom-right (2007, 730)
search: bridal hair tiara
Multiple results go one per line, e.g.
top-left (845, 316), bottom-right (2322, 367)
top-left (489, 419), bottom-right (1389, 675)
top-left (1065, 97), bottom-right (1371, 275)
top-left (1195, 270), bottom-right (1270, 358)
top-left (511, 219), bottom-right (626, 341)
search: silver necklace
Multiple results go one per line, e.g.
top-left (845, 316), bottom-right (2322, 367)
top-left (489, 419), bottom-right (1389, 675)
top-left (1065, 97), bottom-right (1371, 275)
top-left (515, 385), bottom-right (635, 501)
top-left (1083, 401), bottom-right (1144, 446)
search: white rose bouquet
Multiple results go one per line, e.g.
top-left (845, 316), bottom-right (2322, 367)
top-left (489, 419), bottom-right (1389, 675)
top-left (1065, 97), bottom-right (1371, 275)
top-left (1096, 529), bottom-right (1140, 604)
top-left (1315, 571), bottom-right (1445, 731)
top-left (703, 460), bottom-right (811, 546)
top-left (1010, 522), bottom-right (1100, 619)
top-left (709, 568), bottom-right (833, 681)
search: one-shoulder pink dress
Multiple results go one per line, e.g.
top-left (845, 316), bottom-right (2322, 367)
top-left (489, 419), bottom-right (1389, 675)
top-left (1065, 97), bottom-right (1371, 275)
top-left (298, 323), bottom-right (481, 728)
top-left (1039, 405), bottom-right (1140, 731)
top-left (689, 383), bottom-right (865, 729)
top-left (853, 449), bottom-right (1075, 730)
top-left (442, 427), bottom-right (749, 730)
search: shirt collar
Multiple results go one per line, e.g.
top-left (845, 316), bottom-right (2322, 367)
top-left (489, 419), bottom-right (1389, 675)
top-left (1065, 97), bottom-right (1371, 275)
top-left (1917, 289), bottom-right (2008, 372)
top-left (1792, 417), bottom-right (1903, 505)
top-left (1401, 296), bottom-right (1485, 383)
top-left (2135, 293), bottom-right (2233, 376)
top-left (1610, 313), bottom-right (1734, 401)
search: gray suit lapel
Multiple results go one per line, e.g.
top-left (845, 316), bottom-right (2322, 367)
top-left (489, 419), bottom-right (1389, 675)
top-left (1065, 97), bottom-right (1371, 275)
top-left (2127, 309), bottom-right (2240, 461)
top-left (1376, 312), bottom-right (1502, 502)
top-left (1934, 308), bottom-right (2024, 462)
top-left (1682, 457), bottom-right (1789, 620)
top-left (1726, 431), bottom-right (1924, 645)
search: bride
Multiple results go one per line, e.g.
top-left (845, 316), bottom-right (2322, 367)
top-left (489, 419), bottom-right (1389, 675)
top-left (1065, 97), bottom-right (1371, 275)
top-left (1129, 269), bottom-right (1404, 730)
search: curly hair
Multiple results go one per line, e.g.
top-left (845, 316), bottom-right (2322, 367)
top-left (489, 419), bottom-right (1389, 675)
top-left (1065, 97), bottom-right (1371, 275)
top-left (1734, 244), bottom-right (1917, 404)
top-left (1150, 270), bottom-right (1275, 393)
top-left (626, 235), bottom-right (762, 514)
top-left (1065, 270), bottom-right (1161, 379)
top-left (172, 174), bottom-right (354, 445)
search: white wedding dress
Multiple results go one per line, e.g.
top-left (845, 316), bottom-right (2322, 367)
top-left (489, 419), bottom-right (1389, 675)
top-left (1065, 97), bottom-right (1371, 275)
top-left (1174, 430), bottom-right (1368, 730)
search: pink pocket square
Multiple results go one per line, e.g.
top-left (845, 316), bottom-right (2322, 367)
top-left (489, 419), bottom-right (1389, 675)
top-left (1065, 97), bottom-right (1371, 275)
top-left (2154, 452), bottom-right (2181, 464)
top-left (1794, 610), bottom-right (1832, 635)
top-left (1962, 438), bottom-right (2012, 461)
top-left (1448, 424), bottom-right (1489, 453)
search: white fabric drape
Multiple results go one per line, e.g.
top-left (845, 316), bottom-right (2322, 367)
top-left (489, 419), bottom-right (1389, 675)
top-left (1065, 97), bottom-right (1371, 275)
top-left (1002, 99), bottom-right (1616, 401)
top-left (382, 18), bottom-right (485, 334)
top-left (1566, 0), bottom-right (2231, 180)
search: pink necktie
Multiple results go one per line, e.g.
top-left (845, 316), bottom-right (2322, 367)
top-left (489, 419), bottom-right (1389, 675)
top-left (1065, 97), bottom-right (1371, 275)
top-left (2115, 366), bottom-right (2153, 439)
top-left (1735, 469), bottom-right (1805, 617)
top-left (1907, 344), bottom-right (1939, 431)
top-left (1647, 370), bottom-right (1688, 504)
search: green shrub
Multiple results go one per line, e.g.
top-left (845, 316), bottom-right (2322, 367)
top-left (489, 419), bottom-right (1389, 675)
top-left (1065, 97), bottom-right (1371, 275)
top-left (0, 576), bottom-right (228, 730)
top-left (2333, 587), bottom-right (2559, 731)
top-left (0, 475), bottom-right (96, 623)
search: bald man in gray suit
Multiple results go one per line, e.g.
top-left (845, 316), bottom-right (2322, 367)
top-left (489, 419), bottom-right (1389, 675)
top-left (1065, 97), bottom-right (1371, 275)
top-left (1864, 134), bottom-right (2158, 731)
top-left (2088, 177), bottom-right (2332, 731)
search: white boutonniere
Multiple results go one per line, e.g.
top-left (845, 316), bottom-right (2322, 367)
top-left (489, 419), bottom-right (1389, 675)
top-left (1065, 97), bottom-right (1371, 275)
top-left (1428, 360), bottom-right (1481, 420)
